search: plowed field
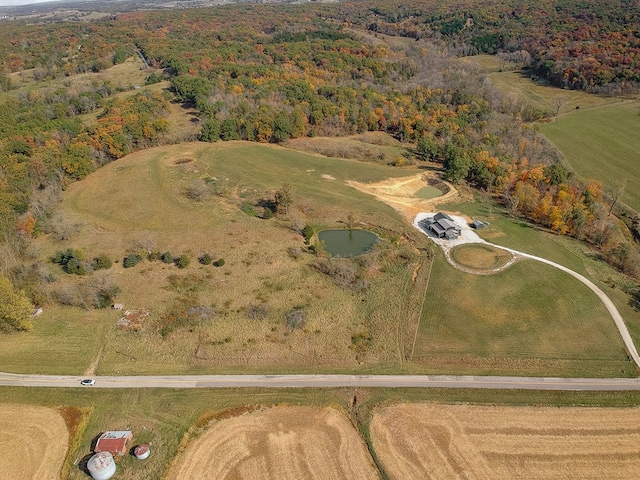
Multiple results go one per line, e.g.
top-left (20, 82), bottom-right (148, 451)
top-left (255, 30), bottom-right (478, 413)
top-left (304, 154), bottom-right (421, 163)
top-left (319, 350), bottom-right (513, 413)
top-left (166, 406), bottom-right (379, 479)
top-left (371, 403), bottom-right (640, 479)
top-left (0, 404), bottom-right (69, 480)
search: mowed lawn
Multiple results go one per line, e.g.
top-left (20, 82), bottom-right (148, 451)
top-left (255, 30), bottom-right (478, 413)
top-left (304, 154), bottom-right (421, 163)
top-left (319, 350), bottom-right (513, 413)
top-left (0, 307), bottom-right (110, 374)
top-left (541, 101), bottom-right (640, 212)
top-left (414, 254), bottom-right (634, 377)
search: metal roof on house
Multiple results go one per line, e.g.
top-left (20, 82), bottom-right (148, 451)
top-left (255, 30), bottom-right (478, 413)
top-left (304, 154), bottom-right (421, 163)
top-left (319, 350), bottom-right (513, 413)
top-left (434, 212), bottom-right (453, 222)
top-left (437, 218), bottom-right (458, 230)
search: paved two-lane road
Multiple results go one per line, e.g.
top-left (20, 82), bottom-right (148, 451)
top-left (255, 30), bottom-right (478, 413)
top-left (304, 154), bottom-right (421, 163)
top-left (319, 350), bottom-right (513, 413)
top-left (2, 372), bottom-right (640, 391)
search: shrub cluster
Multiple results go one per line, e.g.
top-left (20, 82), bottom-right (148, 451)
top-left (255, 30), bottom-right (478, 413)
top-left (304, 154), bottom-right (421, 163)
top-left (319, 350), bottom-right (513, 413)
top-left (314, 257), bottom-right (367, 290)
top-left (246, 303), bottom-right (267, 320)
top-left (199, 253), bottom-right (212, 265)
top-left (123, 253), bottom-right (142, 268)
top-left (285, 307), bottom-right (306, 330)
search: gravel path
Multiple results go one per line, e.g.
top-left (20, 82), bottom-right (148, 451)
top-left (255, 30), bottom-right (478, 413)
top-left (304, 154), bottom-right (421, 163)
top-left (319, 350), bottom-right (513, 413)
top-left (413, 212), bottom-right (640, 368)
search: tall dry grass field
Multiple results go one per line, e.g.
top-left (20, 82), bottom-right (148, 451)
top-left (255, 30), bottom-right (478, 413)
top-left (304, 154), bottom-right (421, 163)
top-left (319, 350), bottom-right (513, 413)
top-left (0, 404), bottom-right (69, 480)
top-left (371, 403), bottom-right (640, 480)
top-left (164, 406), bottom-right (379, 480)
top-left (32, 142), bottom-right (422, 374)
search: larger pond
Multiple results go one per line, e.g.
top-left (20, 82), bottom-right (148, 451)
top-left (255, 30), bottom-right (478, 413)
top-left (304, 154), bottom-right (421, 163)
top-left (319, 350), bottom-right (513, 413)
top-left (318, 229), bottom-right (379, 257)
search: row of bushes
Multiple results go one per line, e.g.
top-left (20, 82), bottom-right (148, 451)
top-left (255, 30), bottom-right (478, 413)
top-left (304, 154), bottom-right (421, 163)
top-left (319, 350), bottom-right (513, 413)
top-left (52, 249), bottom-right (112, 275)
top-left (53, 248), bottom-right (225, 273)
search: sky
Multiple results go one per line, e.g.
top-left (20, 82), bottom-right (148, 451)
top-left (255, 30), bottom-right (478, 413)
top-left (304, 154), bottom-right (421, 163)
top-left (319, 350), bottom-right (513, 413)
top-left (0, 0), bottom-right (67, 6)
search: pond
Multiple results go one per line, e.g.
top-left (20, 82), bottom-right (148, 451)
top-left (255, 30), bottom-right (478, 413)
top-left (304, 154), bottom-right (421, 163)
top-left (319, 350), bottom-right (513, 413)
top-left (317, 229), bottom-right (379, 257)
top-left (415, 186), bottom-right (443, 199)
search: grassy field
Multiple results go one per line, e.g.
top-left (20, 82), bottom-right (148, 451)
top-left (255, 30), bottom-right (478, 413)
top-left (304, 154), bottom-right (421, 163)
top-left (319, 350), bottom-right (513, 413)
top-left (25, 142), bottom-right (427, 375)
top-left (2, 142), bottom-right (634, 377)
top-left (0, 307), bottom-right (111, 375)
top-left (462, 55), bottom-right (623, 115)
top-left (540, 101), bottom-right (640, 212)
top-left (2, 56), bottom-right (153, 103)
top-left (371, 403), bottom-right (640, 480)
top-left (446, 198), bottom-right (640, 341)
top-left (463, 55), bottom-right (640, 212)
top-left (413, 253), bottom-right (634, 377)
top-left (286, 132), bottom-right (411, 166)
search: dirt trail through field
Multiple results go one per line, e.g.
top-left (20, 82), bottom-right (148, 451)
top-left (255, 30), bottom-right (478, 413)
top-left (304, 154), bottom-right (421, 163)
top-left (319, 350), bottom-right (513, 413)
top-left (371, 403), bottom-right (640, 480)
top-left (0, 405), bottom-right (69, 480)
top-left (165, 406), bottom-right (379, 480)
top-left (348, 173), bottom-right (460, 222)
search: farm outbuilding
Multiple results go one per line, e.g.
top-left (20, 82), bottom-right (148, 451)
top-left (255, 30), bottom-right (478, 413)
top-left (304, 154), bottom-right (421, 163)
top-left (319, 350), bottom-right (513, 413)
top-left (95, 431), bottom-right (133, 456)
top-left (471, 219), bottom-right (486, 229)
top-left (87, 451), bottom-right (116, 480)
top-left (134, 444), bottom-right (150, 460)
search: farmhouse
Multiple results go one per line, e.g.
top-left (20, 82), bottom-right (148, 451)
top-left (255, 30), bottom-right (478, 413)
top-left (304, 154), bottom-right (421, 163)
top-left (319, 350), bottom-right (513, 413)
top-left (94, 431), bottom-right (133, 456)
top-left (423, 212), bottom-right (461, 240)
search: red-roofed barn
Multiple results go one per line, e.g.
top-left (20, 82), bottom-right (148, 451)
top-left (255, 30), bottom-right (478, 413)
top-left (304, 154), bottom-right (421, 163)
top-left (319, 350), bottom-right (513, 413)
top-left (95, 431), bottom-right (133, 456)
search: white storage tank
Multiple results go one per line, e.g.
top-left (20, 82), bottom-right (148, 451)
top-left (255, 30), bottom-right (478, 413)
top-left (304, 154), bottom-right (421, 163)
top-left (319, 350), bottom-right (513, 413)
top-left (134, 444), bottom-right (150, 460)
top-left (87, 451), bottom-right (116, 480)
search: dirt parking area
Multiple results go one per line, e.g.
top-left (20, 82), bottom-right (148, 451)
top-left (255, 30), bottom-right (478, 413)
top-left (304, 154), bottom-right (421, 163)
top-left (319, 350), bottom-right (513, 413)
top-left (348, 173), bottom-right (460, 222)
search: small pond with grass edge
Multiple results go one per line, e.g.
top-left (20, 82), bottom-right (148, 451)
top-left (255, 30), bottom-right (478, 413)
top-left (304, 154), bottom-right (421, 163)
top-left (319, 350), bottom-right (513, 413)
top-left (415, 185), bottom-right (443, 199)
top-left (318, 229), bottom-right (379, 257)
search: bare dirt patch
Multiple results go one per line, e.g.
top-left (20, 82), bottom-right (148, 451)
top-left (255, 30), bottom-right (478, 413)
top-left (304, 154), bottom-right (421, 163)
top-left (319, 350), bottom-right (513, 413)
top-left (371, 403), bottom-right (640, 480)
top-left (166, 406), bottom-right (379, 480)
top-left (348, 173), bottom-right (460, 222)
top-left (0, 404), bottom-right (69, 480)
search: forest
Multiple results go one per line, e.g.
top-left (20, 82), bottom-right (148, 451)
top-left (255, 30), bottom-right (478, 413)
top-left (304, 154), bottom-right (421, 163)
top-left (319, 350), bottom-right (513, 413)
top-left (0, 0), bottom-right (639, 329)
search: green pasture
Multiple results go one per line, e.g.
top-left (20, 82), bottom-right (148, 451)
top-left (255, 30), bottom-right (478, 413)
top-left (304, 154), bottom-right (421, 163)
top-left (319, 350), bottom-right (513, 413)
top-left (3, 143), bottom-right (638, 378)
top-left (61, 141), bottom-right (409, 232)
top-left (444, 199), bottom-right (640, 346)
top-left (541, 101), bottom-right (640, 212)
top-left (0, 308), bottom-right (111, 375)
top-left (462, 55), bottom-right (621, 115)
top-left (414, 253), bottom-right (634, 377)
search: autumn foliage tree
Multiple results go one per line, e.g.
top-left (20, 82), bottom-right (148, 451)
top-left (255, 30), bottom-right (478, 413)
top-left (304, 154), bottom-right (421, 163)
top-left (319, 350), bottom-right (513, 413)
top-left (0, 276), bottom-right (34, 333)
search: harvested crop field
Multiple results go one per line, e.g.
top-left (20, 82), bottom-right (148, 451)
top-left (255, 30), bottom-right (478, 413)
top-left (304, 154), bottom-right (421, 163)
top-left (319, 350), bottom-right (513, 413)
top-left (0, 404), bottom-right (69, 480)
top-left (371, 403), bottom-right (640, 479)
top-left (166, 406), bottom-right (379, 479)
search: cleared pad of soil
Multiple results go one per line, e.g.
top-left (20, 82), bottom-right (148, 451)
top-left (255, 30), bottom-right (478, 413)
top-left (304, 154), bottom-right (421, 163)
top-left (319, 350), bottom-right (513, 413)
top-left (0, 404), bottom-right (69, 480)
top-left (166, 406), bottom-right (379, 480)
top-left (371, 403), bottom-right (640, 480)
